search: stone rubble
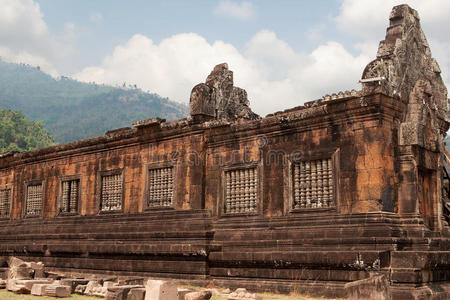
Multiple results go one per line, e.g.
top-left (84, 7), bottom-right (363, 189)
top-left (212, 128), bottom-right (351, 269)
top-left (228, 288), bottom-right (263, 300)
top-left (127, 287), bottom-right (146, 300)
top-left (0, 256), bottom-right (265, 300)
top-left (184, 290), bottom-right (212, 300)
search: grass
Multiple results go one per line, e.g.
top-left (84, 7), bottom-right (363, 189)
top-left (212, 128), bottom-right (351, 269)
top-left (181, 286), bottom-right (339, 300)
top-left (0, 290), bottom-right (102, 300)
top-left (211, 295), bottom-right (331, 300)
top-left (1, 288), bottom-right (341, 300)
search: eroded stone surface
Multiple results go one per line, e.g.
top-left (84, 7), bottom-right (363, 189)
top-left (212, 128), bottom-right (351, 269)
top-left (60, 278), bottom-right (90, 293)
top-left (84, 280), bottom-right (102, 295)
top-left (185, 290), bottom-right (212, 300)
top-left (44, 284), bottom-right (71, 298)
top-left (127, 287), bottom-right (146, 300)
top-left (107, 285), bottom-right (143, 300)
top-left (227, 288), bottom-right (262, 300)
top-left (190, 63), bottom-right (259, 122)
top-left (74, 284), bottom-right (87, 294)
top-left (144, 280), bottom-right (177, 300)
top-left (177, 288), bottom-right (193, 300)
top-left (7, 257), bottom-right (33, 280)
top-left (344, 275), bottom-right (391, 300)
top-left (361, 4), bottom-right (449, 150)
top-left (30, 283), bottom-right (50, 296)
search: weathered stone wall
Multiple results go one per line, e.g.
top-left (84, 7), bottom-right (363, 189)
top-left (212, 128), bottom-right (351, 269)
top-left (1, 131), bottom-right (205, 219)
top-left (361, 4), bottom-right (449, 231)
top-left (0, 93), bottom-right (403, 220)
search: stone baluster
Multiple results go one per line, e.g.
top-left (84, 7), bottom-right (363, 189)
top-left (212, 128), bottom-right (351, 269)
top-left (300, 162), bottom-right (307, 208)
top-left (311, 161), bottom-right (317, 208)
top-left (69, 180), bottom-right (78, 213)
top-left (316, 160), bottom-right (323, 207)
top-left (250, 168), bottom-right (257, 211)
top-left (328, 159), bottom-right (333, 207)
top-left (305, 162), bottom-right (311, 207)
top-left (293, 163), bottom-right (300, 209)
top-left (322, 159), bottom-right (329, 207)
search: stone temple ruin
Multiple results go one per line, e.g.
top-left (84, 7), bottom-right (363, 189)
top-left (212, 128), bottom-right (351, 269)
top-left (0, 4), bottom-right (449, 299)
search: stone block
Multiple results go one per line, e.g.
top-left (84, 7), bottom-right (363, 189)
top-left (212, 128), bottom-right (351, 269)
top-left (84, 280), bottom-right (102, 295)
top-left (22, 279), bottom-right (53, 291)
top-left (145, 280), bottom-right (177, 300)
top-left (60, 278), bottom-right (90, 293)
top-left (104, 281), bottom-right (117, 288)
top-left (7, 266), bottom-right (33, 280)
top-left (344, 274), bottom-right (391, 300)
top-left (107, 285), bottom-right (142, 300)
top-left (0, 279), bottom-right (6, 289)
top-left (6, 279), bottom-right (29, 294)
top-left (204, 288), bottom-right (220, 296)
top-left (118, 277), bottom-right (145, 286)
top-left (74, 284), bottom-right (87, 294)
top-left (185, 290), bottom-right (212, 300)
top-left (44, 284), bottom-right (71, 298)
top-left (127, 287), bottom-right (146, 300)
top-left (177, 288), bottom-right (193, 300)
top-left (30, 261), bottom-right (45, 278)
top-left (31, 283), bottom-right (51, 296)
top-left (92, 285), bottom-right (108, 297)
top-left (45, 271), bottom-right (66, 280)
top-left (0, 267), bottom-right (7, 280)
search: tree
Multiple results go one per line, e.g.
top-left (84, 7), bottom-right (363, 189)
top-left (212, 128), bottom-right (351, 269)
top-left (0, 108), bottom-right (54, 153)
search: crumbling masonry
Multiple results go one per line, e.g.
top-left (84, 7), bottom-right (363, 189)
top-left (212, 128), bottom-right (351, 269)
top-left (0, 5), bottom-right (449, 299)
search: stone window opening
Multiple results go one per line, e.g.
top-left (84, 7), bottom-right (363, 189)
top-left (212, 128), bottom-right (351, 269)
top-left (25, 182), bottom-right (43, 217)
top-left (224, 166), bottom-right (258, 214)
top-left (147, 166), bottom-right (174, 208)
top-left (292, 158), bottom-right (334, 209)
top-left (100, 173), bottom-right (123, 212)
top-left (0, 188), bottom-right (11, 218)
top-left (60, 179), bottom-right (80, 214)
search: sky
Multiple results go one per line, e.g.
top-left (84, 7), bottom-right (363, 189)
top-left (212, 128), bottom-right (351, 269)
top-left (0, 0), bottom-right (449, 116)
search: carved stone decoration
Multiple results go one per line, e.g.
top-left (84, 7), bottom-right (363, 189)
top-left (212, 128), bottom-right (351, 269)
top-left (361, 4), bottom-right (449, 150)
top-left (147, 167), bottom-right (174, 207)
top-left (190, 63), bottom-right (260, 122)
top-left (26, 183), bottom-right (43, 216)
top-left (360, 5), bottom-right (450, 229)
top-left (100, 174), bottom-right (123, 211)
top-left (61, 180), bottom-right (79, 214)
top-left (0, 188), bottom-right (10, 217)
top-left (293, 158), bottom-right (334, 209)
top-left (225, 167), bottom-right (258, 214)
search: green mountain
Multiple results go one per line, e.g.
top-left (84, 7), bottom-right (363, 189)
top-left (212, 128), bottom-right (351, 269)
top-left (0, 60), bottom-right (189, 144)
top-left (0, 108), bottom-right (54, 152)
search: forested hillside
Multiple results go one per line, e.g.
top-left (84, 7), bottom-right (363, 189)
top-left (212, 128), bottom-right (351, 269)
top-left (0, 60), bottom-right (188, 143)
top-left (0, 108), bottom-right (54, 152)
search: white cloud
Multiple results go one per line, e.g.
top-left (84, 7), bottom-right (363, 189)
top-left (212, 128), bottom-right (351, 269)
top-left (214, 0), bottom-right (255, 21)
top-left (0, 0), bottom-right (74, 76)
top-left (73, 1), bottom-right (450, 116)
top-left (74, 31), bottom-right (370, 116)
top-left (335, 0), bottom-right (450, 90)
top-left (336, 0), bottom-right (450, 39)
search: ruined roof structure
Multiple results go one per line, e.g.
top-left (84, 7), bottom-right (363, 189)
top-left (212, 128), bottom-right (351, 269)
top-left (0, 4), bottom-right (449, 300)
